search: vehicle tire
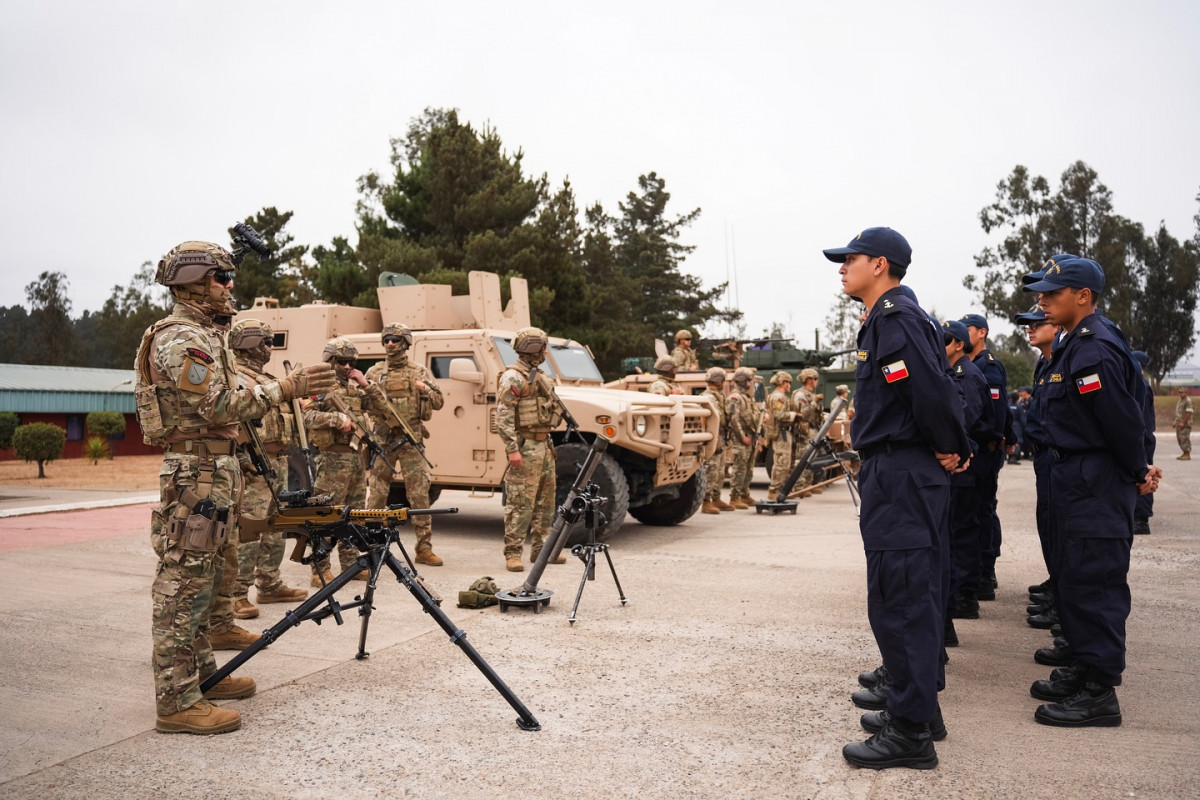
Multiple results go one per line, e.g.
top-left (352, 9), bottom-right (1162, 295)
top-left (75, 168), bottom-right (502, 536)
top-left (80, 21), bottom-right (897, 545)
top-left (628, 468), bottom-right (706, 526)
top-left (386, 483), bottom-right (442, 509)
top-left (554, 442), bottom-right (630, 543)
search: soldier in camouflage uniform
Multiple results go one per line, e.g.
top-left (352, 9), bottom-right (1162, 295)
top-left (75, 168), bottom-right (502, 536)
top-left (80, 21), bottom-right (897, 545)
top-left (789, 367), bottom-right (825, 497)
top-left (671, 330), bottom-right (699, 371)
top-left (226, 319), bottom-right (308, 621)
top-left (365, 323), bottom-right (446, 565)
top-left (648, 357), bottom-right (683, 396)
top-left (304, 337), bottom-right (388, 585)
top-left (701, 367), bottom-right (733, 514)
top-left (1175, 387), bottom-right (1193, 460)
top-left (135, 240), bottom-right (335, 734)
top-left (726, 367), bottom-right (759, 509)
top-left (497, 327), bottom-right (568, 572)
top-left (765, 370), bottom-right (798, 501)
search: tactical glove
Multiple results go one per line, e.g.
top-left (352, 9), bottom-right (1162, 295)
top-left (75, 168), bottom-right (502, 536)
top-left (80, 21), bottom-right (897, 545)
top-left (277, 363), bottom-right (336, 401)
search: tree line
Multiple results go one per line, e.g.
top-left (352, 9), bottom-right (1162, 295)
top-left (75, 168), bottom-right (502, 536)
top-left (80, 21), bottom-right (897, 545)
top-left (2, 111), bottom-right (1196, 384)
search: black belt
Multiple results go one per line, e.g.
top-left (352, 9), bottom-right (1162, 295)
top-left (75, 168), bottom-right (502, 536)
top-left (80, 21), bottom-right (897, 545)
top-left (1027, 442), bottom-right (1044, 456)
top-left (857, 441), bottom-right (925, 461)
top-left (1050, 447), bottom-right (1107, 463)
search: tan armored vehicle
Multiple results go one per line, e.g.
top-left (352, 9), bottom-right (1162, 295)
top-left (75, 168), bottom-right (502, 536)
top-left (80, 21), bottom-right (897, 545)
top-left (248, 271), bottom-right (718, 536)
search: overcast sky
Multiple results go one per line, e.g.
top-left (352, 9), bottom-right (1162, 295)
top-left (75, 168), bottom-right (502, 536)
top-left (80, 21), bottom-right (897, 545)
top-left (3, 0), bottom-right (1198, 349)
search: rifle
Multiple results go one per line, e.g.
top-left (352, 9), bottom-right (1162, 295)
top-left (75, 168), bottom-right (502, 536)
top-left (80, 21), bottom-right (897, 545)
top-left (376, 390), bottom-right (435, 469)
top-left (240, 417), bottom-right (281, 509)
top-left (324, 390), bottom-right (391, 470)
top-left (282, 359), bottom-right (318, 488)
top-left (530, 364), bottom-right (584, 444)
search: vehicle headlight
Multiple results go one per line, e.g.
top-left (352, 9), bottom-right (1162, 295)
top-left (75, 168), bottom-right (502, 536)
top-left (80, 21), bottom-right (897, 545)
top-left (634, 416), bottom-right (648, 437)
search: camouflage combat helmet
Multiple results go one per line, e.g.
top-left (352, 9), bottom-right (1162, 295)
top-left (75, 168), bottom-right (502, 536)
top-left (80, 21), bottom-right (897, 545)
top-left (156, 241), bottom-right (236, 286)
top-left (732, 367), bottom-right (754, 386)
top-left (512, 326), bottom-right (548, 356)
top-left (381, 322), bottom-right (413, 347)
top-left (798, 367), bottom-right (819, 381)
top-left (322, 337), bottom-right (358, 363)
top-left (654, 356), bottom-right (678, 378)
top-left (705, 366), bottom-right (726, 384)
top-left (674, 329), bottom-right (692, 343)
top-left (229, 319), bottom-right (273, 351)
top-left (835, 384), bottom-right (850, 394)
top-left (770, 370), bottom-right (792, 386)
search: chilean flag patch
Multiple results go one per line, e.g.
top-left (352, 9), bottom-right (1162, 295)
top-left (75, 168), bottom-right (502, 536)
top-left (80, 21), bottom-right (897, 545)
top-left (1077, 373), bottom-right (1102, 394)
top-left (883, 360), bottom-right (909, 383)
top-left (990, 387), bottom-right (1001, 400)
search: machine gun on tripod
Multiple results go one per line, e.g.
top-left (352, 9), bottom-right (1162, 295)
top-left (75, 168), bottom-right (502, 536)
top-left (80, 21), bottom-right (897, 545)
top-left (201, 490), bottom-right (541, 731)
top-left (755, 395), bottom-right (860, 515)
top-left (496, 436), bottom-right (627, 622)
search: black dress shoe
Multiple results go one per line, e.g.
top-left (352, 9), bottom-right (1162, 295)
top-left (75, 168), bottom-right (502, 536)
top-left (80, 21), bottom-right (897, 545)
top-left (1034, 642), bottom-right (1076, 667)
top-left (1050, 623), bottom-right (1063, 638)
top-left (852, 681), bottom-right (889, 710)
top-left (1030, 665), bottom-right (1084, 701)
top-left (1034, 683), bottom-right (1122, 727)
top-left (1028, 591), bottom-right (1053, 605)
top-left (1133, 518), bottom-right (1151, 535)
top-left (858, 665), bottom-right (887, 689)
top-left (843, 716), bottom-right (938, 770)
top-left (1028, 579), bottom-right (1050, 594)
top-left (944, 618), bottom-right (959, 647)
top-left (976, 586), bottom-right (996, 601)
top-left (861, 708), bottom-right (947, 741)
top-left (1027, 609), bottom-right (1059, 629)
top-left (1027, 602), bottom-right (1053, 616)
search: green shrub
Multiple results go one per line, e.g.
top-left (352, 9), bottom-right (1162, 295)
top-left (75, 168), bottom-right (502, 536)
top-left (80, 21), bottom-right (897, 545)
top-left (0, 411), bottom-right (18, 450)
top-left (84, 436), bottom-right (111, 464)
top-left (12, 422), bottom-right (67, 478)
top-left (86, 411), bottom-right (126, 458)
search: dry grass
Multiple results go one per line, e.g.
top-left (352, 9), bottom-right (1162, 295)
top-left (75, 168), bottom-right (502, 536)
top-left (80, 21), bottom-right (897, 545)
top-left (0, 455), bottom-right (161, 490)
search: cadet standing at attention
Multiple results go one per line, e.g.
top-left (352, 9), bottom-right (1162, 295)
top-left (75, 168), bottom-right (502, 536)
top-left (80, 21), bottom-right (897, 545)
top-left (497, 327), bottom-right (568, 572)
top-left (1023, 255), bottom-right (1161, 727)
top-left (365, 323), bottom-right (445, 565)
top-left (726, 367), bottom-right (759, 508)
top-left (700, 367), bottom-right (733, 514)
top-left (135, 241), bottom-right (335, 734)
top-left (671, 329), bottom-right (699, 370)
top-left (822, 227), bottom-right (971, 770)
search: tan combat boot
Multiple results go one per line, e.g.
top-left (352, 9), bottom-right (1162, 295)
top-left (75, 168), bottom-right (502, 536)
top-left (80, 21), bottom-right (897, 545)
top-left (256, 585), bottom-right (308, 604)
top-left (208, 625), bottom-right (260, 651)
top-left (729, 495), bottom-right (749, 510)
top-left (233, 598), bottom-right (259, 619)
top-left (506, 555), bottom-right (525, 572)
top-left (203, 675), bottom-right (257, 700)
top-left (156, 700), bottom-right (241, 734)
top-left (310, 568), bottom-right (334, 588)
top-left (715, 497), bottom-right (736, 511)
top-left (416, 550), bottom-right (444, 566)
top-left (701, 500), bottom-right (720, 514)
top-left (1179, 453), bottom-right (1191, 461)
top-left (531, 548), bottom-right (567, 565)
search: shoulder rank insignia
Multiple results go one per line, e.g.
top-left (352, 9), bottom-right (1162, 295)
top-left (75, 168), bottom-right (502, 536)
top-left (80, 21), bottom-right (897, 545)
top-left (1078, 326), bottom-right (1094, 336)
top-left (1076, 373), bottom-right (1102, 394)
top-left (186, 347), bottom-right (214, 364)
top-left (986, 352), bottom-right (996, 362)
top-left (883, 360), bottom-right (909, 383)
top-left (955, 364), bottom-right (964, 375)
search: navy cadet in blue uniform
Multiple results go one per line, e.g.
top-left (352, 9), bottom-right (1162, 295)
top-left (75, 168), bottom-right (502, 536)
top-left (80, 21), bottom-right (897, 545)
top-left (1023, 255), bottom-right (1161, 727)
top-left (959, 313), bottom-right (1012, 600)
top-left (941, 320), bottom-right (995, 635)
top-left (823, 227), bottom-right (971, 770)
top-left (1131, 351), bottom-right (1155, 535)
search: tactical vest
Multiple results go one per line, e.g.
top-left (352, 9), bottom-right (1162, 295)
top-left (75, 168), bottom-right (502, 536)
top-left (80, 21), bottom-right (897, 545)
top-left (729, 390), bottom-right (757, 438)
top-left (380, 363), bottom-right (432, 426)
top-left (134, 314), bottom-right (238, 446)
top-left (763, 390), bottom-right (792, 441)
top-left (501, 365), bottom-right (560, 434)
top-left (309, 384), bottom-right (364, 448)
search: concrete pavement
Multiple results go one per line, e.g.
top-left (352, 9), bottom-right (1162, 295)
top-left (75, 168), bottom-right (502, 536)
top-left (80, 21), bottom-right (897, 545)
top-left (0, 456), bottom-right (1197, 799)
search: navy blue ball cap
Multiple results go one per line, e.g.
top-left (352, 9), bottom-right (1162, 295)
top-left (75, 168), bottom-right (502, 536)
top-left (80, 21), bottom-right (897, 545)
top-left (897, 285), bottom-right (919, 304)
top-left (1132, 350), bottom-right (1150, 367)
top-left (1024, 255), bottom-right (1106, 294)
top-left (1014, 303), bottom-right (1047, 325)
top-left (823, 227), bottom-right (912, 269)
top-left (1022, 254), bottom-right (1080, 288)
top-left (960, 313), bottom-right (989, 330)
top-left (941, 319), bottom-right (970, 345)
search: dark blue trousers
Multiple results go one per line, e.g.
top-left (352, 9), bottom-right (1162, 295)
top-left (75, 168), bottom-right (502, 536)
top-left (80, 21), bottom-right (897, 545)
top-left (1033, 449), bottom-right (1053, 577)
top-left (859, 450), bottom-right (950, 724)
